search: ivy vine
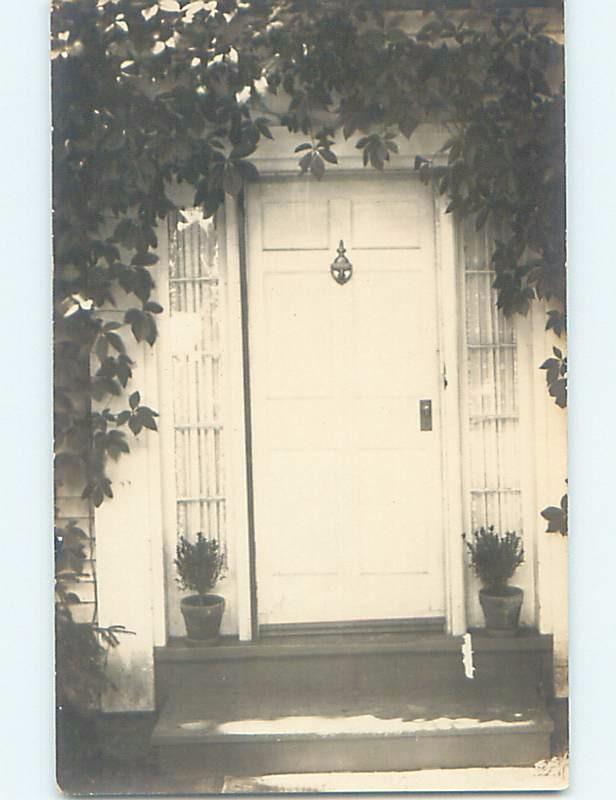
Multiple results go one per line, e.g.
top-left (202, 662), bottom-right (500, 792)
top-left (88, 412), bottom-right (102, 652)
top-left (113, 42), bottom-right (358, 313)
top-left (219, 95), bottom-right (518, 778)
top-left (53, 0), bottom-right (567, 648)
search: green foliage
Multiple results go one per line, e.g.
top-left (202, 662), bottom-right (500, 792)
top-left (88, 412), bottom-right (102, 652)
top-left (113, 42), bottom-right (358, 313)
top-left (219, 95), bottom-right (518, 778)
top-left (295, 132), bottom-right (338, 178)
top-left (55, 603), bottom-right (133, 711)
top-left (55, 601), bottom-right (138, 781)
top-left (540, 346), bottom-right (567, 409)
top-left (174, 533), bottom-right (226, 598)
top-left (51, 1), bottom-right (567, 717)
top-left (465, 526), bottom-right (525, 594)
top-left (55, 520), bottom-right (89, 578)
top-left (541, 491), bottom-right (568, 536)
top-left (52, 1), bottom-right (566, 526)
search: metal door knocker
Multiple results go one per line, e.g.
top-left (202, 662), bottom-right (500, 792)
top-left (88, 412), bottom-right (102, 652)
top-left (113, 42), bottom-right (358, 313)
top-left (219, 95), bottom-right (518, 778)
top-left (330, 240), bottom-right (353, 285)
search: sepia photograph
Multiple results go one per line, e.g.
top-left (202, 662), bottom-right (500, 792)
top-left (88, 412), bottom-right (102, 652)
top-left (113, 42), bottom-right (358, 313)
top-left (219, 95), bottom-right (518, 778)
top-left (52, 0), bottom-right (568, 793)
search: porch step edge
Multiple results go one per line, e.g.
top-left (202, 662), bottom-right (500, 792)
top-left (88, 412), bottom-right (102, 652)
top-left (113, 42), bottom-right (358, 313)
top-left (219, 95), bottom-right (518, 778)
top-left (153, 712), bottom-right (554, 776)
top-left (155, 630), bottom-right (552, 663)
top-left (152, 714), bottom-right (554, 747)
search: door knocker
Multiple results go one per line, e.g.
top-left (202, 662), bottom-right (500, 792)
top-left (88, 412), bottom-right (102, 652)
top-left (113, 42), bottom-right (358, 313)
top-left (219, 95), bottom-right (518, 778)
top-left (330, 240), bottom-right (353, 285)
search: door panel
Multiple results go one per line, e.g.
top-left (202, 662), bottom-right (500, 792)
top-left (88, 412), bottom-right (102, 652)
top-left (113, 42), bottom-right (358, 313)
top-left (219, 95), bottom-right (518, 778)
top-left (247, 176), bottom-right (445, 626)
top-left (353, 271), bottom-right (429, 397)
top-left (264, 273), bottom-right (335, 398)
top-left (262, 201), bottom-right (329, 250)
top-left (264, 450), bottom-right (345, 576)
top-left (351, 200), bottom-right (421, 248)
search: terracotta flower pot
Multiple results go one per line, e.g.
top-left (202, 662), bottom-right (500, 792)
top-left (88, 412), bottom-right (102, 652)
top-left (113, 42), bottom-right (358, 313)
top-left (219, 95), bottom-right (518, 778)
top-left (180, 594), bottom-right (225, 644)
top-left (479, 586), bottom-right (523, 636)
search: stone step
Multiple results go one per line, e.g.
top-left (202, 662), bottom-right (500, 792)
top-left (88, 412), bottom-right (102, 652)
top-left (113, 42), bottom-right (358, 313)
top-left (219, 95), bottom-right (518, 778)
top-left (152, 690), bottom-right (553, 776)
top-left (154, 630), bottom-right (553, 709)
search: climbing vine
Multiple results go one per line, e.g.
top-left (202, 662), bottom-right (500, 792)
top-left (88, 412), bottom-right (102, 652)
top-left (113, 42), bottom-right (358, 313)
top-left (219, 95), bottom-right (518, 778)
top-left (53, 0), bottom-right (567, 632)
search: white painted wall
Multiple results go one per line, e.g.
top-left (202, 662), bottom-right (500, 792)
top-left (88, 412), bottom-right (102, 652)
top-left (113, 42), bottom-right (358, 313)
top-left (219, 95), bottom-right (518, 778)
top-left (531, 302), bottom-right (568, 696)
top-left (93, 268), bottom-right (166, 712)
top-left (91, 125), bottom-right (567, 709)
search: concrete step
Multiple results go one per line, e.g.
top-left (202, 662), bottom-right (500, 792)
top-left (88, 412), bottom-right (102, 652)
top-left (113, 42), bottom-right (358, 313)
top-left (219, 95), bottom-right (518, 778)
top-left (152, 690), bottom-right (553, 776)
top-left (154, 630), bottom-right (554, 709)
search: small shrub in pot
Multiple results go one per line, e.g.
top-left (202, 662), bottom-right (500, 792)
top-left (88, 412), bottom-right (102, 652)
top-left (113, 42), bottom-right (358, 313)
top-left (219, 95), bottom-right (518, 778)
top-left (465, 526), bottom-right (525, 636)
top-left (175, 533), bottom-right (226, 643)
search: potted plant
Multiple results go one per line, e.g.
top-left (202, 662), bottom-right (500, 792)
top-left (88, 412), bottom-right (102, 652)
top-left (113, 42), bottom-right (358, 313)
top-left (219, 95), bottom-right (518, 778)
top-left (174, 533), bottom-right (226, 643)
top-left (465, 526), bottom-right (525, 636)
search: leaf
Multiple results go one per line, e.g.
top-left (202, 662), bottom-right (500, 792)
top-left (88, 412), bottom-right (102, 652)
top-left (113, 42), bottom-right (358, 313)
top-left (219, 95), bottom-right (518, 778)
top-left (319, 148), bottom-right (337, 164)
top-left (230, 141), bottom-right (257, 160)
top-left (144, 301), bottom-right (163, 314)
top-left (201, 189), bottom-right (224, 219)
top-left (106, 332), bottom-right (126, 355)
top-left (222, 163), bottom-right (242, 196)
top-left (128, 415), bottom-right (142, 435)
top-left (541, 505), bottom-right (565, 534)
top-left (310, 153), bottom-right (325, 179)
top-left (125, 308), bottom-right (147, 342)
top-left (133, 406), bottom-right (159, 433)
top-left (131, 251), bottom-right (159, 267)
top-left (105, 430), bottom-right (130, 460)
top-left (90, 376), bottom-right (121, 400)
top-left (115, 358), bottom-right (132, 387)
top-left (418, 163), bottom-right (432, 185)
top-left (369, 145), bottom-right (386, 169)
top-left (236, 160), bottom-right (259, 182)
top-left (545, 309), bottom-right (565, 337)
top-left (549, 378), bottom-right (567, 408)
top-left (95, 335), bottom-right (109, 363)
top-left (255, 118), bottom-right (273, 140)
top-left (439, 173), bottom-right (450, 194)
top-left (92, 485), bottom-right (104, 507)
top-left (129, 391), bottom-right (140, 410)
top-left (342, 117), bottom-right (357, 140)
top-left (132, 267), bottom-right (155, 303)
top-left (124, 308), bottom-right (157, 345)
top-left (142, 414), bottom-right (158, 432)
top-left (399, 117), bottom-right (418, 139)
top-left (294, 142), bottom-right (313, 153)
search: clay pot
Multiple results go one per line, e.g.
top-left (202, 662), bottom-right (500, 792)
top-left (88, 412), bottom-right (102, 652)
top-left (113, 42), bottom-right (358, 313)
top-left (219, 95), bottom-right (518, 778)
top-left (479, 586), bottom-right (523, 636)
top-left (180, 594), bottom-right (225, 643)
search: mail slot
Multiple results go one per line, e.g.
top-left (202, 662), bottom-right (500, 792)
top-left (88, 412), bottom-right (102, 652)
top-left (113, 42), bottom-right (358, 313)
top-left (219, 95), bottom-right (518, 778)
top-left (419, 399), bottom-right (432, 431)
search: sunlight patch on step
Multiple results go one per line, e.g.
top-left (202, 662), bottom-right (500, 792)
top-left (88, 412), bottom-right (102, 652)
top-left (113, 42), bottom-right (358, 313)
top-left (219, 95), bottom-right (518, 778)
top-left (223, 762), bottom-right (568, 794)
top-left (179, 714), bottom-right (531, 737)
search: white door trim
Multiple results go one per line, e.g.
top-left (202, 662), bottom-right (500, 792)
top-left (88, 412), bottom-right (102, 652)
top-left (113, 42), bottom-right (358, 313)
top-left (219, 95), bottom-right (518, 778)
top-left (221, 196), bottom-right (255, 641)
top-left (432, 194), bottom-right (467, 636)
top-left (224, 173), bottom-right (467, 637)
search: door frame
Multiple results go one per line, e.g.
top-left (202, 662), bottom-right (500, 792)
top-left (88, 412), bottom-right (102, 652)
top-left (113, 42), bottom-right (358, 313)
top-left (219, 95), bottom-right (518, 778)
top-left (223, 165), bottom-right (467, 640)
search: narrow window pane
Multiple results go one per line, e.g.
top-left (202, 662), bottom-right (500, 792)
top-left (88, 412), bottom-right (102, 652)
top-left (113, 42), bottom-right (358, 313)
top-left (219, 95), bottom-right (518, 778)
top-left (461, 218), bottom-right (521, 535)
top-left (168, 212), bottom-right (226, 549)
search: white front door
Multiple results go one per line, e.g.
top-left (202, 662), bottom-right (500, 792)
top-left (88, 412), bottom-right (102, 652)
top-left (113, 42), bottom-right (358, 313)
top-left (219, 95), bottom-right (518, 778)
top-left (246, 175), bottom-right (445, 626)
